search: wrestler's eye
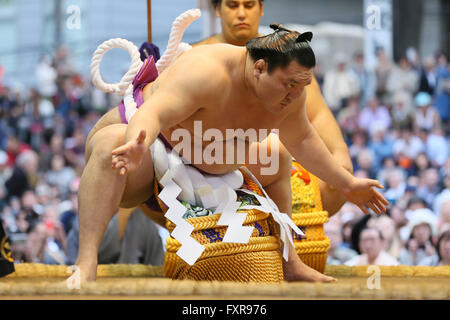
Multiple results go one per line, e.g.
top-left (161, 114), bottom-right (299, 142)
top-left (227, 2), bottom-right (239, 9)
top-left (288, 83), bottom-right (296, 89)
top-left (244, 2), bottom-right (256, 9)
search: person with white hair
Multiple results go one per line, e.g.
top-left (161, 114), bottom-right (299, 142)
top-left (398, 208), bottom-right (439, 265)
top-left (390, 91), bottom-right (414, 129)
top-left (384, 168), bottom-right (407, 204)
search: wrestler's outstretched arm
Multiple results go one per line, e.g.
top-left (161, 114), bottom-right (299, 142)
top-left (111, 56), bottom-right (225, 174)
top-left (279, 90), bottom-right (389, 215)
top-left (305, 76), bottom-right (353, 215)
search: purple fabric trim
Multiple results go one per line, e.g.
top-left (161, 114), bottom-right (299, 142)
top-left (118, 102), bottom-right (128, 124)
top-left (118, 56), bottom-right (159, 125)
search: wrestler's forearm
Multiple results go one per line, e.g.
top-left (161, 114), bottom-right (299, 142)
top-left (287, 128), bottom-right (354, 191)
top-left (310, 111), bottom-right (353, 174)
top-left (125, 107), bottom-right (161, 150)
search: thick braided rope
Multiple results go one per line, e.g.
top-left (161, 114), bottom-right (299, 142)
top-left (291, 211), bottom-right (329, 226)
top-left (5, 264), bottom-right (450, 279)
top-left (166, 236), bottom-right (280, 259)
top-left (6, 263), bottom-right (163, 278)
top-left (166, 210), bottom-right (270, 233)
top-left (155, 9), bottom-right (201, 74)
top-left (294, 238), bottom-right (330, 254)
top-left (90, 38), bottom-right (142, 96)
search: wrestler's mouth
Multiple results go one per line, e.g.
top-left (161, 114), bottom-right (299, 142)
top-left (235, 23), bottom-right (249, 29)
top-left (281, 99), bottom-right (291, 107)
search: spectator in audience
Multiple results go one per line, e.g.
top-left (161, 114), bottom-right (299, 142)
top-left (386, 55), bottom-right (419, 106)
top-left (35, 55), bottom-right (57, 100)
top-left (344, 226), bottom-right (399, 266)
top-left (5, 150), bottom-right (39, 200)
top-left (390, 204), bottom-right (409, 238)
top-left (435, 230), bottom-right (450, 265)
top-left (358, 97), bottom-right (392, 134)
top-left (437, 199), bottom-right (450, 229)
top-left (4, 136), bottom-right (30, 168)
top-left (413, 92), bottom-right (441, 133)
top-left (434, 52), bottom-right (450, 127)
top-left (341, 218), bottom-right (359, 250)
top-left (410, 151), bottom-right (431, 177)
top-left (392, 124), bottom-right (424, 173)
top-left (418, 55), bottom-right (438, 95)
top-left (348, 129), bottom-right (368, 165)
top-left (421, 127), bottom-right (448, 167)
top-left (374, 47), bottom-right (393, 104)
top-left (324, 222), bottom-right (358, 265)
top-left (417, 168), bottom-right (441, 209)
top-left (323, 53), bottom-right (360, 115)
top-left (368, 215), bottom-right (403, 259)
top-left (44, 154), bottom-right (76, 197)
top-left (350, 51), bottom-right (376, 108)
top-left (376, 156), bottom-right (396, 186)
top-left (354, 148), bottom-right (377, 179)
top-left (390, 91), bottom-right (414, 129)
top-left (367, 123), bottom-right (394, 171)
top-left (398, 208), bottom-right (438, 265)
top-left (384, 168), bottom-right (407, 204)
top-left (337, 96), bottom-right (361, 138)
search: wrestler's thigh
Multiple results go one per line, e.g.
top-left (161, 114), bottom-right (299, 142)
top-left (85, 123), bottom-right (155, 208)
top-left (245, 133), bottom-right (292, 187)
top-left (120, 149), bottom-right (155, 208)
top-left (85, 107), bottom-right (122, 161)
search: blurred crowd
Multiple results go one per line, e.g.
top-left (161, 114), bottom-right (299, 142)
top-left (320, 47), bottom-right (450, 266)
top-left (0, 43), bottom-right (449, 267)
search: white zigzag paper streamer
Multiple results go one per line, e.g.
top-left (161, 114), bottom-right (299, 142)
top-left (237, 168), bottom-right (305, 261)
top-left (158, 179), bottom-right (205, 265)
top-left (214, 186), bottom-right (254, 243)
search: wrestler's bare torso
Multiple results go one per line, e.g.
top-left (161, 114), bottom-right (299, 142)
top-left (89, 44), bottom-right (303, 175)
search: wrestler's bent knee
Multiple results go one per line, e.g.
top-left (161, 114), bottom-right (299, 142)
top-left (85, 124), bottom-right (127, 164)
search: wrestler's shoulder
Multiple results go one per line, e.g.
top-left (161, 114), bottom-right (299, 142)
top-left (175, 46), bottom-right (231, 80)
top-left (191, 35), bottom-right (221, 47)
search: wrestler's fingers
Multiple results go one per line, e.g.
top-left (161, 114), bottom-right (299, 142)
top-left (371, 200), bottom-right (385, 214)
top-left (374, 189), bottom-right (390, 206)
top-left (368, 179), bottom-right (384, 189)
top-left (358, 204), bottom-right (370, 215)
top-left (366, 201), bottom-right (380, 215)
top-left (373, 197), bottom-right (387, 213)
top-left (112, 144), bottom-right (130, 156)
top-left (112, 156), bottom-right (127, 166)
top-left (113, 160), bottom-right (126, 169)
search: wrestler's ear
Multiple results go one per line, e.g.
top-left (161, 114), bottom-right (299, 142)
top-left (253, 59), bottom-right (267, 78)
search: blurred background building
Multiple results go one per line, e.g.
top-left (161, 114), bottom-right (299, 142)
top-left (0, 0), bottom-right (447, 88)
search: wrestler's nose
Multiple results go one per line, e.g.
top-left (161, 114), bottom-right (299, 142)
top-left (237, 5), bottom-right (246, 19)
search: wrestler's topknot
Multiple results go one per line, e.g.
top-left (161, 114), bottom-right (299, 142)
top-left (246, 23), bottom-right (316, 73)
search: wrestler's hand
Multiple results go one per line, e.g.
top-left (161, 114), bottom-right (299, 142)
top-left (341, 177), bottom-right (389, 215)
top-left (111, 130), bottom-right (147, 175)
